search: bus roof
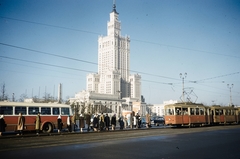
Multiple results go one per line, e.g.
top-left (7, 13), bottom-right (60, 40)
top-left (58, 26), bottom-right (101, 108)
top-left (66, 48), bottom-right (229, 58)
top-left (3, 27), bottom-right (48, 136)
top-left (0, 101), bottom-right (70, 107)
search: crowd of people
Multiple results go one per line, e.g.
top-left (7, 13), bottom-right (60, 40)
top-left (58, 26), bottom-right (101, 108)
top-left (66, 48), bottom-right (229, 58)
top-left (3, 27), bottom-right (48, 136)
top-left (0, 112), bottom-right (152, 136)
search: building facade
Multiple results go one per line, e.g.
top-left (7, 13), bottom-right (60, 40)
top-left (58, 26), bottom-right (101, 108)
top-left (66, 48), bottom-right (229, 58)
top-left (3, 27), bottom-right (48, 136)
top-left (86, 2), bottom-right (141, 101)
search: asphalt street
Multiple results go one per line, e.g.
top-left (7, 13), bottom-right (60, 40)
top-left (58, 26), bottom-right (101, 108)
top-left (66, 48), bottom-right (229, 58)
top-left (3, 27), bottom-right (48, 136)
top-left (1, 125), bottom-right (240, 159)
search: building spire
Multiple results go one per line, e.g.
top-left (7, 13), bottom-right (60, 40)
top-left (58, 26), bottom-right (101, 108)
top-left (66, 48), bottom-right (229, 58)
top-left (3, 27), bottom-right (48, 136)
top-left (112, 0), bottom-right (118, 14)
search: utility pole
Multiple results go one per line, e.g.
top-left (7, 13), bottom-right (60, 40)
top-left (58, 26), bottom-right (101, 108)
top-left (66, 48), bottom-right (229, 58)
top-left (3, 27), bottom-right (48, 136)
top-left (227, 84), bottom-right (234, 107)
top-left (180, 73), bottom-right (187, 102)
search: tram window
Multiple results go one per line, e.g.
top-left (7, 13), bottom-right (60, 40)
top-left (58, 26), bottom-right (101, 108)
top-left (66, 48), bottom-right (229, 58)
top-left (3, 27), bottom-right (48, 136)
top-left (182, 108), bottom-right (188, 115)
top-left (215, 109), bottom-right (219, 115)
top-left (29, 107), bottom-right (39, 115)
top-left (190, 108), bottom-right (195, 115)
top-left (225, 110), bottom-right (230, 115)
top-left (61, 107), bottom-right (69, 115)
top-left (166, 108), bottom-right (174, 115)
top-left (0, 106), bottom-right (13, 115)
top-left (199, 108), bottom-right (204, 115)
top-left (196, 108), bottom-right (199, 115)
top-left (175, 107), bottom-right (181, 115)
top-left (41, 107), bottom-right (51, 115)
top-left (15, 106), bottom-right (27, 115)
top-left (219, 109), bottom-right (223, 115)
top-left (53, 108), bottom-right (60, 115)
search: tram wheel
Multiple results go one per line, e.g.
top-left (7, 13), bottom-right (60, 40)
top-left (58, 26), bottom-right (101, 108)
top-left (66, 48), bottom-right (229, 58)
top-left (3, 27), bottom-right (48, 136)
top-left (42, 123), bottom-right (53, 133)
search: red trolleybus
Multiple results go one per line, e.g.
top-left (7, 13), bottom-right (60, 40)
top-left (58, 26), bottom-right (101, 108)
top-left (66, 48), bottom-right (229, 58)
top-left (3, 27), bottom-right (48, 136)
top-left (0, 101), bottom-right (72, 133)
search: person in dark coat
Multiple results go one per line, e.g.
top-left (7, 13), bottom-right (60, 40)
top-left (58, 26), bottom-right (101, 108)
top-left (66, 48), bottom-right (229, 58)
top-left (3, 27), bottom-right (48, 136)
top-left (93, 114), bottom-right (99, 131)
top-left (118, 117), bottom-right (124, 130)
top-left (79, 114), bottom-right (85, 132)
top-left (0, 115), bottom-right (6, 136)
top-left (135, 113), bottom-right (140, 128)
top-left (111, 114), bottom-right (116, 131)
top-left (57, 115), bottom-right (62, 133)
top-left (104, 113), bottom-right (110, 131)
top-left (85, 112), bottom-right (91, 132)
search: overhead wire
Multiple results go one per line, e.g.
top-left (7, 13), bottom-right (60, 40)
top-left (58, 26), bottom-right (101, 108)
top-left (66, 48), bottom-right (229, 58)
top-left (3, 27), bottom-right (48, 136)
top-left (0, 16), bottom-right (239, 100)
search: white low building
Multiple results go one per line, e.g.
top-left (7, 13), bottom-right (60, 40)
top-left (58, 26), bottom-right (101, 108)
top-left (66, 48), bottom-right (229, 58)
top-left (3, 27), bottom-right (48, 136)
top-left (152, 100), bottom-right (178, 117)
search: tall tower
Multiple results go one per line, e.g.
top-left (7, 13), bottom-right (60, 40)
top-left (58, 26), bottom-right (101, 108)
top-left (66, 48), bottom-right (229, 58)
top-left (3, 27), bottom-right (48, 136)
top-left (98, 2), bottom-right (130, 98)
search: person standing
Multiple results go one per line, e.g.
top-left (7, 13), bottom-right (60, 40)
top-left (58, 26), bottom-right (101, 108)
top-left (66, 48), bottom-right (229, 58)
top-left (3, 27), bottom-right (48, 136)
top-left (85, 112), bottom-right (91, 132)
top-left (104, 113), bottom-right (110, 131)
top-left (57, 115), bottom-right (62, 133)
top-left (17, 112), bottom-right (25, 135)
top-left (146, 113), bottom-right (151, 128)
top-left (79, 114), bottom-right (85, 133)
top-left (118, 117), bottom-right (124, 130)
top-left (0, 115), bottom-right (6, 136)
top-left (71, 113), bottom-right (76, 132)
top-left (99, 113), bottom-right (104, 131)
top-left (135, 113), bottom-right (140, 128)
top-left (111, 114), bottom-right (116, 131)
top-left (93, 114), bottom-right (99, 132)
top-left (133, 115), bottom-right (137, 129)
top-left (67, 115), bottom-right (71, 132)
top-left (35, 112), bottom-right (41, 135)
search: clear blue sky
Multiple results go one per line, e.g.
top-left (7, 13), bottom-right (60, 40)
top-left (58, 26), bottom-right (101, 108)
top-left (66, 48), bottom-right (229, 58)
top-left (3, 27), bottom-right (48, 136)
top-left (0, 0), bottom-right (239, 106)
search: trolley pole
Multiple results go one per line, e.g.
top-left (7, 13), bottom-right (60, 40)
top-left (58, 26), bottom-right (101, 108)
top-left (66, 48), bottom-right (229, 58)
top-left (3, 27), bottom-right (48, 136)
top-left (180, 73), bottom-right (187, 102)
top-left (227, 84), bottom-right (234, 107)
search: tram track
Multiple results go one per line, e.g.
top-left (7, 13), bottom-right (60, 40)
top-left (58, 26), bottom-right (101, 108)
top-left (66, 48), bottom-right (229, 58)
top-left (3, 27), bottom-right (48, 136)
top-left (1, 125), bottom-right (240, 152)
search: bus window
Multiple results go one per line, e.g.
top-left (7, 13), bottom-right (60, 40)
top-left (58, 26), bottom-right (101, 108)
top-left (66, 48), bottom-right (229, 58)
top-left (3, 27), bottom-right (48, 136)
top-left (0, 106), bottom-right (13, 115)
top-left (41, 107), bottom-right (51, 115)
top-left (61, 107), bottom-right (69, 115)
top-left (53, 108), bottom-right (60, 115)
top-left (175, 107), bottom-right (181, 115)
top-left (182, 108), bottom-right (188, 115)
top-left (15, 106), bottom-right (26, 115)
top-left (29, 107), bottom-right (39, 115)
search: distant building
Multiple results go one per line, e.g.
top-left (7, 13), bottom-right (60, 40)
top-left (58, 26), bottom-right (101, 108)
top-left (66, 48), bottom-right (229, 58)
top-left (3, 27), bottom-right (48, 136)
top-left (152, 100), bottom-right (178, 116)
top-left (86, 2), bottom-right (141, 101)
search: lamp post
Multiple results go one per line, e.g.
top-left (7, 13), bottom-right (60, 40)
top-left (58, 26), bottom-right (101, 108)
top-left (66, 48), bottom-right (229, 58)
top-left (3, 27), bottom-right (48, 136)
top-left (227, 84), bottom-right (234, 106)
top-left (180, 73), bottom-right (187, 102)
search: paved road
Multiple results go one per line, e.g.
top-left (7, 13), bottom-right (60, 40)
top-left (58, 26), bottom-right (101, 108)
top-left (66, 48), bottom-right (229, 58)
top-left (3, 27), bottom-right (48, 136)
top-left (1, 125), bottom-right (240, 159)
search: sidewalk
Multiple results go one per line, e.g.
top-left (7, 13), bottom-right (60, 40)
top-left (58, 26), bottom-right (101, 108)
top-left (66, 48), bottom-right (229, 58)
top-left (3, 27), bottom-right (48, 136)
top-left (0, 125), bottom-right (166, 139)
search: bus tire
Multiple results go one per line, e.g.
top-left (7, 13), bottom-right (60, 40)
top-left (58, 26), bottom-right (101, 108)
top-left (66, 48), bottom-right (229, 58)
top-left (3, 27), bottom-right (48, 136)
top-left (42, 123), bottom-right (53, 133)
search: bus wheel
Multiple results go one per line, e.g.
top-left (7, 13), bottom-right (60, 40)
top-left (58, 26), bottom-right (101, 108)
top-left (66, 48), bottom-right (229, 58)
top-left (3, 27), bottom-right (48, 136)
top-left (42, 123), bottom-right (53, 133)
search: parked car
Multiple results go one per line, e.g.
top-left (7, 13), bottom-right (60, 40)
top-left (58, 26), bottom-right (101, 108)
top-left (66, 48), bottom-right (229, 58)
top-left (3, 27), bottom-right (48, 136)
top-left (153, 117), bottom-right (165, 126)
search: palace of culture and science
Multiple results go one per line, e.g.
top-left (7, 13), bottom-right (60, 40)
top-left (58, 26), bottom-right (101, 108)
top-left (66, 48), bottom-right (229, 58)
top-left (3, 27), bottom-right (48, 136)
top-left (70, 2), bottom-right (145, 117)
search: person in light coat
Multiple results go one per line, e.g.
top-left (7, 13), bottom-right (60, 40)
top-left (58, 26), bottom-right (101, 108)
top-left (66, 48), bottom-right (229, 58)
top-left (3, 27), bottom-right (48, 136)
top-left (35, 112), bottom-right (41, 135)
top-left (17, 112), bottom-right (25, 135)
top-left (67, 115), bottom-right (71, 132)
top-left (146, 113), bottom-right (151, 128)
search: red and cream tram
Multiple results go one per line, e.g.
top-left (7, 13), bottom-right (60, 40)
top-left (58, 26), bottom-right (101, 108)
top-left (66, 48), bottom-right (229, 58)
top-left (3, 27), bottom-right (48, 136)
top-left (0, 101), bottom-right (73, 133)
top-left (164, 102), bottom-right (239, 127)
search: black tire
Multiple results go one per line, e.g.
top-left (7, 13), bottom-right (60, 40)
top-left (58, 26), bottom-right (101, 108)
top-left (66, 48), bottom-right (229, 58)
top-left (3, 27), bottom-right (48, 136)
top-left (42, 123), bottom-right (53, 133)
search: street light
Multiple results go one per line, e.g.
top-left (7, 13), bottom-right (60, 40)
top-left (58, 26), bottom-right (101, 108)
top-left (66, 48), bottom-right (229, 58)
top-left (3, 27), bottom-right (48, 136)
top-left (227, 84), bottom-right (234, 107)
top-left (180, 73), bottom-right (187, 102)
